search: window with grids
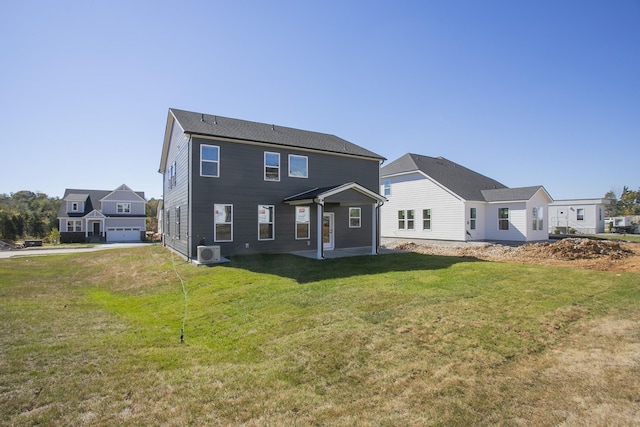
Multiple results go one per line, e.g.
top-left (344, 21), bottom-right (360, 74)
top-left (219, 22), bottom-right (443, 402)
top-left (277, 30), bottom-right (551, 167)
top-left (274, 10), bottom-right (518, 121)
top-left (498, 208), bottom-right (509, 230)
top-left (470, 208), bottom-right (476, 230)
top-left (67, 220), bottom-right (81, 232)
top-left (349, 207), bottom-right (361, 228)
top-left (117, 203), bottom-right (131, 213)
top-left (423, 209), bottom-right (431, 230)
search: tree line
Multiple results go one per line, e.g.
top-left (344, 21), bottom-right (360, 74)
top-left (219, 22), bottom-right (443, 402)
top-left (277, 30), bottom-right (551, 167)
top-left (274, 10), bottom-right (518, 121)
top-left (604, 187), bottom-right (640, 217)
top-left (0, 191), bottom-right (160, 242)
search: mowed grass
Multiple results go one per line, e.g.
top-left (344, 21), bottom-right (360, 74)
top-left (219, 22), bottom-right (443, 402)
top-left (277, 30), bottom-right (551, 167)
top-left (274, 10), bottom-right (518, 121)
top-left (1, 246), bottom-right (639, 426)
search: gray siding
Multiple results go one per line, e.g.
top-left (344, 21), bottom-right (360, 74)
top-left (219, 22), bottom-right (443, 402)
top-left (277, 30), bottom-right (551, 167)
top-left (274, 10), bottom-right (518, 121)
top-left (163, 120), bottom-right (191, 257)
top-left (189, 137), bottom-right (380, 257)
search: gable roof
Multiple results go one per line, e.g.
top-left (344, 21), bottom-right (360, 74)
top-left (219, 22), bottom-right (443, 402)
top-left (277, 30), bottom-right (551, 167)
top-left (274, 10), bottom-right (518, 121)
top-left (166, 108), bottom-right (385, 162)
top-left (284, 182), bottom-right (387, 205)
top-left (481, 186), bottom-right (550, 202)
top-left (57, 185), bottom-right (145, 217)
top-left (381, 153), bottom-right (508, 201)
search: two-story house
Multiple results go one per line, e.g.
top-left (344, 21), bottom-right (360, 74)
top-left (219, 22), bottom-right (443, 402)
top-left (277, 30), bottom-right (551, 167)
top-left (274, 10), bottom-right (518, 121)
top-left (159, 108), bottom-right (386, 262)
top-left (380, 153), bottom-right (552, 243)
top-left (57, 184), bottom-right (147, 243)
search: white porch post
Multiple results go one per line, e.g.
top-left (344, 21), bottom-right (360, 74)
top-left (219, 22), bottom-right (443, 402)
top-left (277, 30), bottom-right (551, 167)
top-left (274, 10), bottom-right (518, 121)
top-left (84, 218), bottom-right (88, 239)
top-left (316, 203), bottom-right (323, 260)
top-left (371, 203), bottom-right (377, 255)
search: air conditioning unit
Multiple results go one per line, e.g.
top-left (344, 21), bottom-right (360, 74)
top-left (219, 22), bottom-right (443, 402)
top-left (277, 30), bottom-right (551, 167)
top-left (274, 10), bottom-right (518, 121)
top-left (197, 245), bottom-right (220, 264)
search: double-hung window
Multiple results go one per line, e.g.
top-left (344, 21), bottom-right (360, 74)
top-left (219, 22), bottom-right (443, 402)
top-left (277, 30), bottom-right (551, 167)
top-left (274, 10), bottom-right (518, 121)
top-left (576, 208), bottom-right (584, 221)
top-left (295, 206), bottom-right (310, 239)
top-left (498, 208), bottom-right (509, 230)
top-left (470, 208), bottom-right (476, 230)
top-left (349, 207), bottom-right (361, 228)
top-left (398, 210), bottom-right (414, 230)
top-left (67, 220), bottom-right (81, 232)
top-left (264, 152), bottom-right (280, 181)
top-left (175, 206), bottom-right (181, 239)
top-left (201, 145), bottom-right (220, 177)
top-left (532, 207), bottom-right (538, 230)
top-left (288, 155), bottom-right (308, 178)
top-left (383, 180), bottom-right (391, 197)
top-left (258, 205), bottom-right (275, 240)
top-left (117, 203), bottom-right (131, 213)
top-left (214, 204), bottom-right (233, 241)
top-left (423, 209), bottom-right (432, 230)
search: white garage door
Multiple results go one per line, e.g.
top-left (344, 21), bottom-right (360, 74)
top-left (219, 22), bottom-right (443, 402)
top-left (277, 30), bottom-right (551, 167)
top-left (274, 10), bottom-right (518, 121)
top-left (106, 228), bottom-right (141, 242)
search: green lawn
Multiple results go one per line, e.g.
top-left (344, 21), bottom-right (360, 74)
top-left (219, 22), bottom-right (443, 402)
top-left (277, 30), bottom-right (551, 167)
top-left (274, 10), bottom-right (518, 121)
top-left (1, 246), bottom-right (639, 426)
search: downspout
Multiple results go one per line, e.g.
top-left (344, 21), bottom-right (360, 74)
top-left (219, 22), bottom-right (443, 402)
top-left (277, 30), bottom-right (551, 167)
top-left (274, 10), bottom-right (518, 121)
top-left (316, 198), bottom-right (324, 259)
top-left (376, 200), bottom-right (384, 255)
top-left (187, 135), bottom-right (193, 262)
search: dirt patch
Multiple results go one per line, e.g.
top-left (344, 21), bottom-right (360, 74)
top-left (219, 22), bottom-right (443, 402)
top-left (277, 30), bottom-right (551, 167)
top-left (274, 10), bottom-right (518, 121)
top-left (386, 238), bottom-right (640, 272)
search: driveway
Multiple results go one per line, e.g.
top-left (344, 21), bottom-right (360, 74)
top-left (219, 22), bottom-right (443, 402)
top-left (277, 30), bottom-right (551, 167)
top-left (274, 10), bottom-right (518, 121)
top-left (0, 243), bottom-right (153, 259)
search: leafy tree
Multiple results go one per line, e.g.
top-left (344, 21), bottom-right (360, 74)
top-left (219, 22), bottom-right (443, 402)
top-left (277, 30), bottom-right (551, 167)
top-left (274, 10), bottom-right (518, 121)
top-left (146, 198), bottom-right (160, 233)
top-left (604, 187), bottom-right (640, 216)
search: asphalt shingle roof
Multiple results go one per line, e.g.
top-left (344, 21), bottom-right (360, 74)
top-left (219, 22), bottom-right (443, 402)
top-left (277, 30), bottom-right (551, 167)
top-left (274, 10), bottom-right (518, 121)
top-left (381, 153), bottom-right (508, 201)
top-left (481, 186), bottom-right (545, 202)
top-left (170, 108), bottom-right (385, 160)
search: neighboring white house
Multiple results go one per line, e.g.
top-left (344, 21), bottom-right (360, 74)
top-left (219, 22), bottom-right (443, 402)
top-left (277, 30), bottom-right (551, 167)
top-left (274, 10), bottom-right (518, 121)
top-left (380, 154), bottom-right (553, 242)
top-left (548, 198), bottom-right (611, 234)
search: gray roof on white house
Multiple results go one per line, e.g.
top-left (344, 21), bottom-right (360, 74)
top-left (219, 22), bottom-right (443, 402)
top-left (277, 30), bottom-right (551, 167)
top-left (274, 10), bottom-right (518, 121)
top-left (481, 186), bottom-right (546, 202)
top-left (381, 153), bottom-right (508, 201)
top-left (170, 108), bottom-right (385, 160)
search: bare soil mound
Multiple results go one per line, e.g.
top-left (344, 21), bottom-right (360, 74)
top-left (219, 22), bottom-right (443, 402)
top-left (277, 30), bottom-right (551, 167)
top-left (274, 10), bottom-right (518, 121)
top-left (388, 238), bottom-right (640, 272)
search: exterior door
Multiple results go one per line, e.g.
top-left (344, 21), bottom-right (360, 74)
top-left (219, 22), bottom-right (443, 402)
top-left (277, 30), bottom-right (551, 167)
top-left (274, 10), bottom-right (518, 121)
top-left (93, 222), bottom-right (100, 236)
top-left (323, 213), bottom-right (334, 250)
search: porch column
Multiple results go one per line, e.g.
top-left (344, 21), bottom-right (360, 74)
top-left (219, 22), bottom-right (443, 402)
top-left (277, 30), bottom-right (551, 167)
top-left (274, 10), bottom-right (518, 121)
top-left (84, 218), bottom-right (88, 238)
top-left (316, 203), bottom-right (324, 260)
top-left (371, 203), bottom-right (377, 255)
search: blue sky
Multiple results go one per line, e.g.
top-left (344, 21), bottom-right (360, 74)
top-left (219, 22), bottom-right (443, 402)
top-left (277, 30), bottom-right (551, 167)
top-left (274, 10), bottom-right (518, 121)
top-left (1, 0), bottom-right (638, 200)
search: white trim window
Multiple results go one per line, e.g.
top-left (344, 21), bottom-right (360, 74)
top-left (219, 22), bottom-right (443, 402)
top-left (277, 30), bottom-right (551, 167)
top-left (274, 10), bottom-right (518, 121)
top-left (288, 155), bottom-right (308, 178)
top-left (398, 210), bottom-right (406, 229)
top-left (264, 152), bottom-right (280, 181)
top-left (67, 220), bottom-right (81, 232)
top-left (175, 206), bottom-right (181, 239)
top-left (258, 205), bottom-right (275, 240)
top-left (70, 202), bottom-right (80, 212)
top-left (117, 203), bottom-right (131, 213)
top-left (349, 207), bottom-right (361, 228)
top-left (470, 208), bottom-right (476, 230)
top-left (201, 144), bottom-right (220, 177)
top-left (423, 209), bottom-right (432, 230)
top-left (498, 208), bottom-right (509, 230)
top-left (407, 210), bottom-right (415, 230)
top-left (532, 207), bottom-right (538, 230)
top-left (576, 208), bottom-right (584, 221)
top-left (383, 180), bottom-right (391, 197)
top-left (214, 204), bottom-right (233, 242)
top-left (295, 206), bottom-right (310, 239)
